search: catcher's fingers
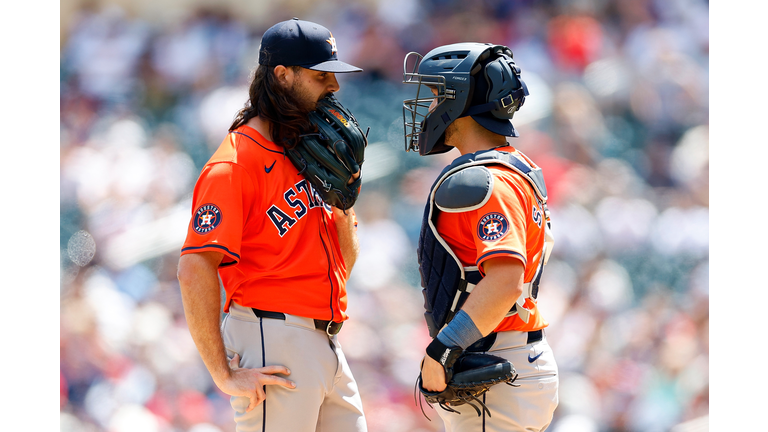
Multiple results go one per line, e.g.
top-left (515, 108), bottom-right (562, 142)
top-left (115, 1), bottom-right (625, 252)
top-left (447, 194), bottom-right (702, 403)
top-left (421, 355), bottom-right (448, 392)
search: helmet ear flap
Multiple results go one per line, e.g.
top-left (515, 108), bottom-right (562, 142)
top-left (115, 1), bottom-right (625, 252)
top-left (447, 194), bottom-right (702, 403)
top-left (483, 56), bottom-right (522, 119)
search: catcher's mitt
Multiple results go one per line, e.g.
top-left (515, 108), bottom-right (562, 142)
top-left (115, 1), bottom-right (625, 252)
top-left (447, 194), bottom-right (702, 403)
top-left (415, 351), bottom-right (519, 420)
top-left (286, 94), bottom-right (368, 210)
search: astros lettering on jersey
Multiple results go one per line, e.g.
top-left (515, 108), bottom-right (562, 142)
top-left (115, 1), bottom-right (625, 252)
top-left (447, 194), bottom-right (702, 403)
top-left (181, 126), bottom-right (352, 321)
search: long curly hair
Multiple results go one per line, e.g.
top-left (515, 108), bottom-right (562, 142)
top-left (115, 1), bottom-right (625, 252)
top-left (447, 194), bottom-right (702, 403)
top-left (229, 64), bottom-right (313, 149)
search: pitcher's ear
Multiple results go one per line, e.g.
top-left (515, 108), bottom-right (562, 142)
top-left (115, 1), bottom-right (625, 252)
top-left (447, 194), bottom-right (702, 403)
top-left (273, 65), bottom-right (292, 88)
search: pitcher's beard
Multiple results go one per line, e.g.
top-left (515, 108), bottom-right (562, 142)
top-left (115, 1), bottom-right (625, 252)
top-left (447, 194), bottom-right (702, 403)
top-left (290, 81), bottom-right (329, 113)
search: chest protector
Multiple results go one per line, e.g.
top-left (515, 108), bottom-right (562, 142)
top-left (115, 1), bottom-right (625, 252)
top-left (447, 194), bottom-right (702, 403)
top-left (417, 148), bottom-right (554, 338)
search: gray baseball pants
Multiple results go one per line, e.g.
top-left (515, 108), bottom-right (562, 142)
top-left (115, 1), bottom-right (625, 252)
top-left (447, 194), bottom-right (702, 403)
top-left (435, 330), bottom-right (559, 432)
top-left (223, 302), bottom-right (367, 432)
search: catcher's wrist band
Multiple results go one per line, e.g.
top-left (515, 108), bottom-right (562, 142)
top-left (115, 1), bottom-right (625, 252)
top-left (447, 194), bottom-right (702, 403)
top-left (426, 337), bottom-right (463, 369)
top-left (436, 309), bottom-right (483, 350)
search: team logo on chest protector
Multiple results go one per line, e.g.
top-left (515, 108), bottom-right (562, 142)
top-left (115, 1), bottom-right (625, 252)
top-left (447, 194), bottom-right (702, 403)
top-left (193, 204), bottom-right (222, 234)
top-left (477, 212), bottom-right (509, 241)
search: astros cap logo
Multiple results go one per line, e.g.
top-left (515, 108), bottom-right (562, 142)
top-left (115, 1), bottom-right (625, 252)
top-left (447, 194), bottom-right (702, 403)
top-left (193, 204), bottom-right (222, 234)
top-left (326, 32), bottom-right (337, 54)
top-left (477, 212), bottom-right (509, 241)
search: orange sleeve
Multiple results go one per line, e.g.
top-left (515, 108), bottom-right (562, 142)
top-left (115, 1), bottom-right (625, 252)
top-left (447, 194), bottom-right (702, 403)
top-left (471, 171), bottom-right (531, 275)
top-left (181, 162), bottom-right (256, 266)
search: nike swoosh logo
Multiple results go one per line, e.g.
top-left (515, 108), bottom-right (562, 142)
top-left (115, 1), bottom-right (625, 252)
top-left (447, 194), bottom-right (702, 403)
top-left (528, 352), bottom-right (543, 363)
top-left (265, 161), bottom-right (276, 173)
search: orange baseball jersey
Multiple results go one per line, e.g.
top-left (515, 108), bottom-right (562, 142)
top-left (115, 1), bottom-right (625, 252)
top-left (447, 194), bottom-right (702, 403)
top-left (435, 146), bottom-right (548, 333)
top-left (180, 125), bottom-right (351, 322)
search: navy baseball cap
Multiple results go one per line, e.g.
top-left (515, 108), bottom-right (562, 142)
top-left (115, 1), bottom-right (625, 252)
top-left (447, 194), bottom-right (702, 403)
top-left (258, 18), bottom-right (362, 73)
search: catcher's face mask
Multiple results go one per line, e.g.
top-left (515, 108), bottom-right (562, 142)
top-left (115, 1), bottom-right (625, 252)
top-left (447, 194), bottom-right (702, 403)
top-left (402, 52), bottom-right (449, 155)
top-left (402, 43), bottom-right (529, 156)
top-left (402, 49), bottom-right (471, 156)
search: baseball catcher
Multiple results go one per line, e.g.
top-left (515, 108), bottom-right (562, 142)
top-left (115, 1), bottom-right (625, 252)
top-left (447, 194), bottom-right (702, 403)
top-left (401, 42), bottom-right (560, 431)
top-left (287, 94), bottom-right (368, 210)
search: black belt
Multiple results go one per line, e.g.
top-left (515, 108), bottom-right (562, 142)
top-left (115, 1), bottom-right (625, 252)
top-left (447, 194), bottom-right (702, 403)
top-left (466, 329), bottom-right (543, 352)
top-left (527, 329), bottom-right (543, 344)
top-left (251, 308), bottom-right (343, 336)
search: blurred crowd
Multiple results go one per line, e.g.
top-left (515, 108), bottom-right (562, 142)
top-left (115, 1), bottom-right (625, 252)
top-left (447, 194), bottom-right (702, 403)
top-left (60, 0), bottom-right (709, 431)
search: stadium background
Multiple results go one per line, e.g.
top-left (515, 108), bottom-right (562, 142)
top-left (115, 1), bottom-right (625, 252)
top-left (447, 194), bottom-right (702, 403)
top-left (59, 0), bottom-right (711, 431)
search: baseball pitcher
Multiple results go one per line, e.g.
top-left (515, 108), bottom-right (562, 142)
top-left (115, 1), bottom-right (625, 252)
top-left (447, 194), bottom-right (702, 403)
top-left (177, 18), bottom-right (368, 432)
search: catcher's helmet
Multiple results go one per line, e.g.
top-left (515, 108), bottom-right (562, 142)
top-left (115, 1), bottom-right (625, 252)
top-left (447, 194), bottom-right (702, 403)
top-left (402, 43), bottom-right (529, 156)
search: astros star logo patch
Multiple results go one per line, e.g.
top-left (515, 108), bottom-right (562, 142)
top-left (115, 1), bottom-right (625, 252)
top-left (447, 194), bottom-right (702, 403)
top-left (193, 204), bottom-right (222, 234)
top-left (477, 212), bottom-right (510, 241)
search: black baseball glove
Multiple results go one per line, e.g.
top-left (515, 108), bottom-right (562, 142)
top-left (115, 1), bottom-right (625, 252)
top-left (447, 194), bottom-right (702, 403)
top-left (415, 341), bottom-right (519, 420)
top-left (286, 94), bottom-right (368, 210)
